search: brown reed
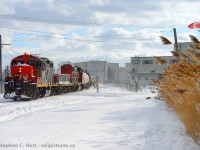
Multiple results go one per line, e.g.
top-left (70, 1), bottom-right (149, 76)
top-left (159, 36), bottom-right (172, 45)
top-left (153, 35), bottom-right (200, 143)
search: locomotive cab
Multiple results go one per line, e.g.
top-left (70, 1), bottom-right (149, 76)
top-left (4, 53), bottom-right (42, 100)
top-left (61, 63), bottom-right (73, 82)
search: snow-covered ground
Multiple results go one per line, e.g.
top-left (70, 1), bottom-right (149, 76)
top-left (0, 84), bottom-right (199, 150)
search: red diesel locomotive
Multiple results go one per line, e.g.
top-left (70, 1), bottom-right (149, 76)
top-left (4, 53), bottom-right (91, 101)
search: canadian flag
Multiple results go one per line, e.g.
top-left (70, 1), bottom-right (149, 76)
top-left (188, 22), bottom-right (200, 29)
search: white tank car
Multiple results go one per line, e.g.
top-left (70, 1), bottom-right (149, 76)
top-left (82, 72), bottom-right (90, 84)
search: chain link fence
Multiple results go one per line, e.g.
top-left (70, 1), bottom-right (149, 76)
top-left (117, 81), bottom-right (156, 93)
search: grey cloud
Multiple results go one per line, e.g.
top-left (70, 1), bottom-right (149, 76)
top-left (0, 0), bottom-right (199, 67)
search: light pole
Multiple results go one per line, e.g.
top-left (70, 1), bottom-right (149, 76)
top-left (135, 56), bottom-right (140, 92)
top-left (0, 35), bottom-right (11, 93)
top-left (173, 28), bottom-right (179, 53)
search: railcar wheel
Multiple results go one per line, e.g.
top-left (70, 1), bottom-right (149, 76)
top-left (80, 85), bottom-right (84, 90)
top-left (13, 98), bottom-right (17, 101)
top-left (31, 93), bottom-right (38, 100)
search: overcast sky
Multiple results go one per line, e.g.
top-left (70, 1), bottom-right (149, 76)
top-left (0, 0), bottom-right (200, 68)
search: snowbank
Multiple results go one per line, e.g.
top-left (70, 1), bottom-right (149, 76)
top-left (0, 85), bottom-right (199, 150)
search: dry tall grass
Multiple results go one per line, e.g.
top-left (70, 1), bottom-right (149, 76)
top-left (153, 35), bottom-right (200, 143)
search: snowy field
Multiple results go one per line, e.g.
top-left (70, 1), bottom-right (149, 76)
top-left (0, 84), bottom-right (199, 150)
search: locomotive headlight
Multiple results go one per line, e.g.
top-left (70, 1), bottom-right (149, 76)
top-left (19, 68), bottom-right (22, 73)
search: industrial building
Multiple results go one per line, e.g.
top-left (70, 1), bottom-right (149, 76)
top-left (73, 42), bottom-right (192, 91)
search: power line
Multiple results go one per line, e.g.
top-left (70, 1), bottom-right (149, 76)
top-left (3, 46), bottom-right (19, 56)
top-left (0, 27), bottom-right (163, 45)
top-left (11, 35), bottom-right (162, 45)
top-left (3, 47), bottom-right (15, 57)
top-left (0, 26), bottom-right (163, 41)
top-left (0, 14), bottom-right (185, 28)
top-left (0, 14), bottom-right (136, 28)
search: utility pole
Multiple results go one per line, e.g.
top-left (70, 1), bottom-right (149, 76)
top-left (173, 28), bottom-right (179, 53)
top-left (0, 35), bottom-right (11, 93)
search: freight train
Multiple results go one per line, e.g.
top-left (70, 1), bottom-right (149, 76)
top-left (4, 53), bottom-right (92, 101)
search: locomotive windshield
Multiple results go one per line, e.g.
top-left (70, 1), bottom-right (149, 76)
top-left (18, 57), bottom-right (24, 64)
top-left (11, 55), bottom-right (43, 67)
top-left (28, 58), bottom-right (35, 66)
top-left (36, 59), bottom-right (41, 68)
top-left (11, 60), bottom-right (17, 66)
